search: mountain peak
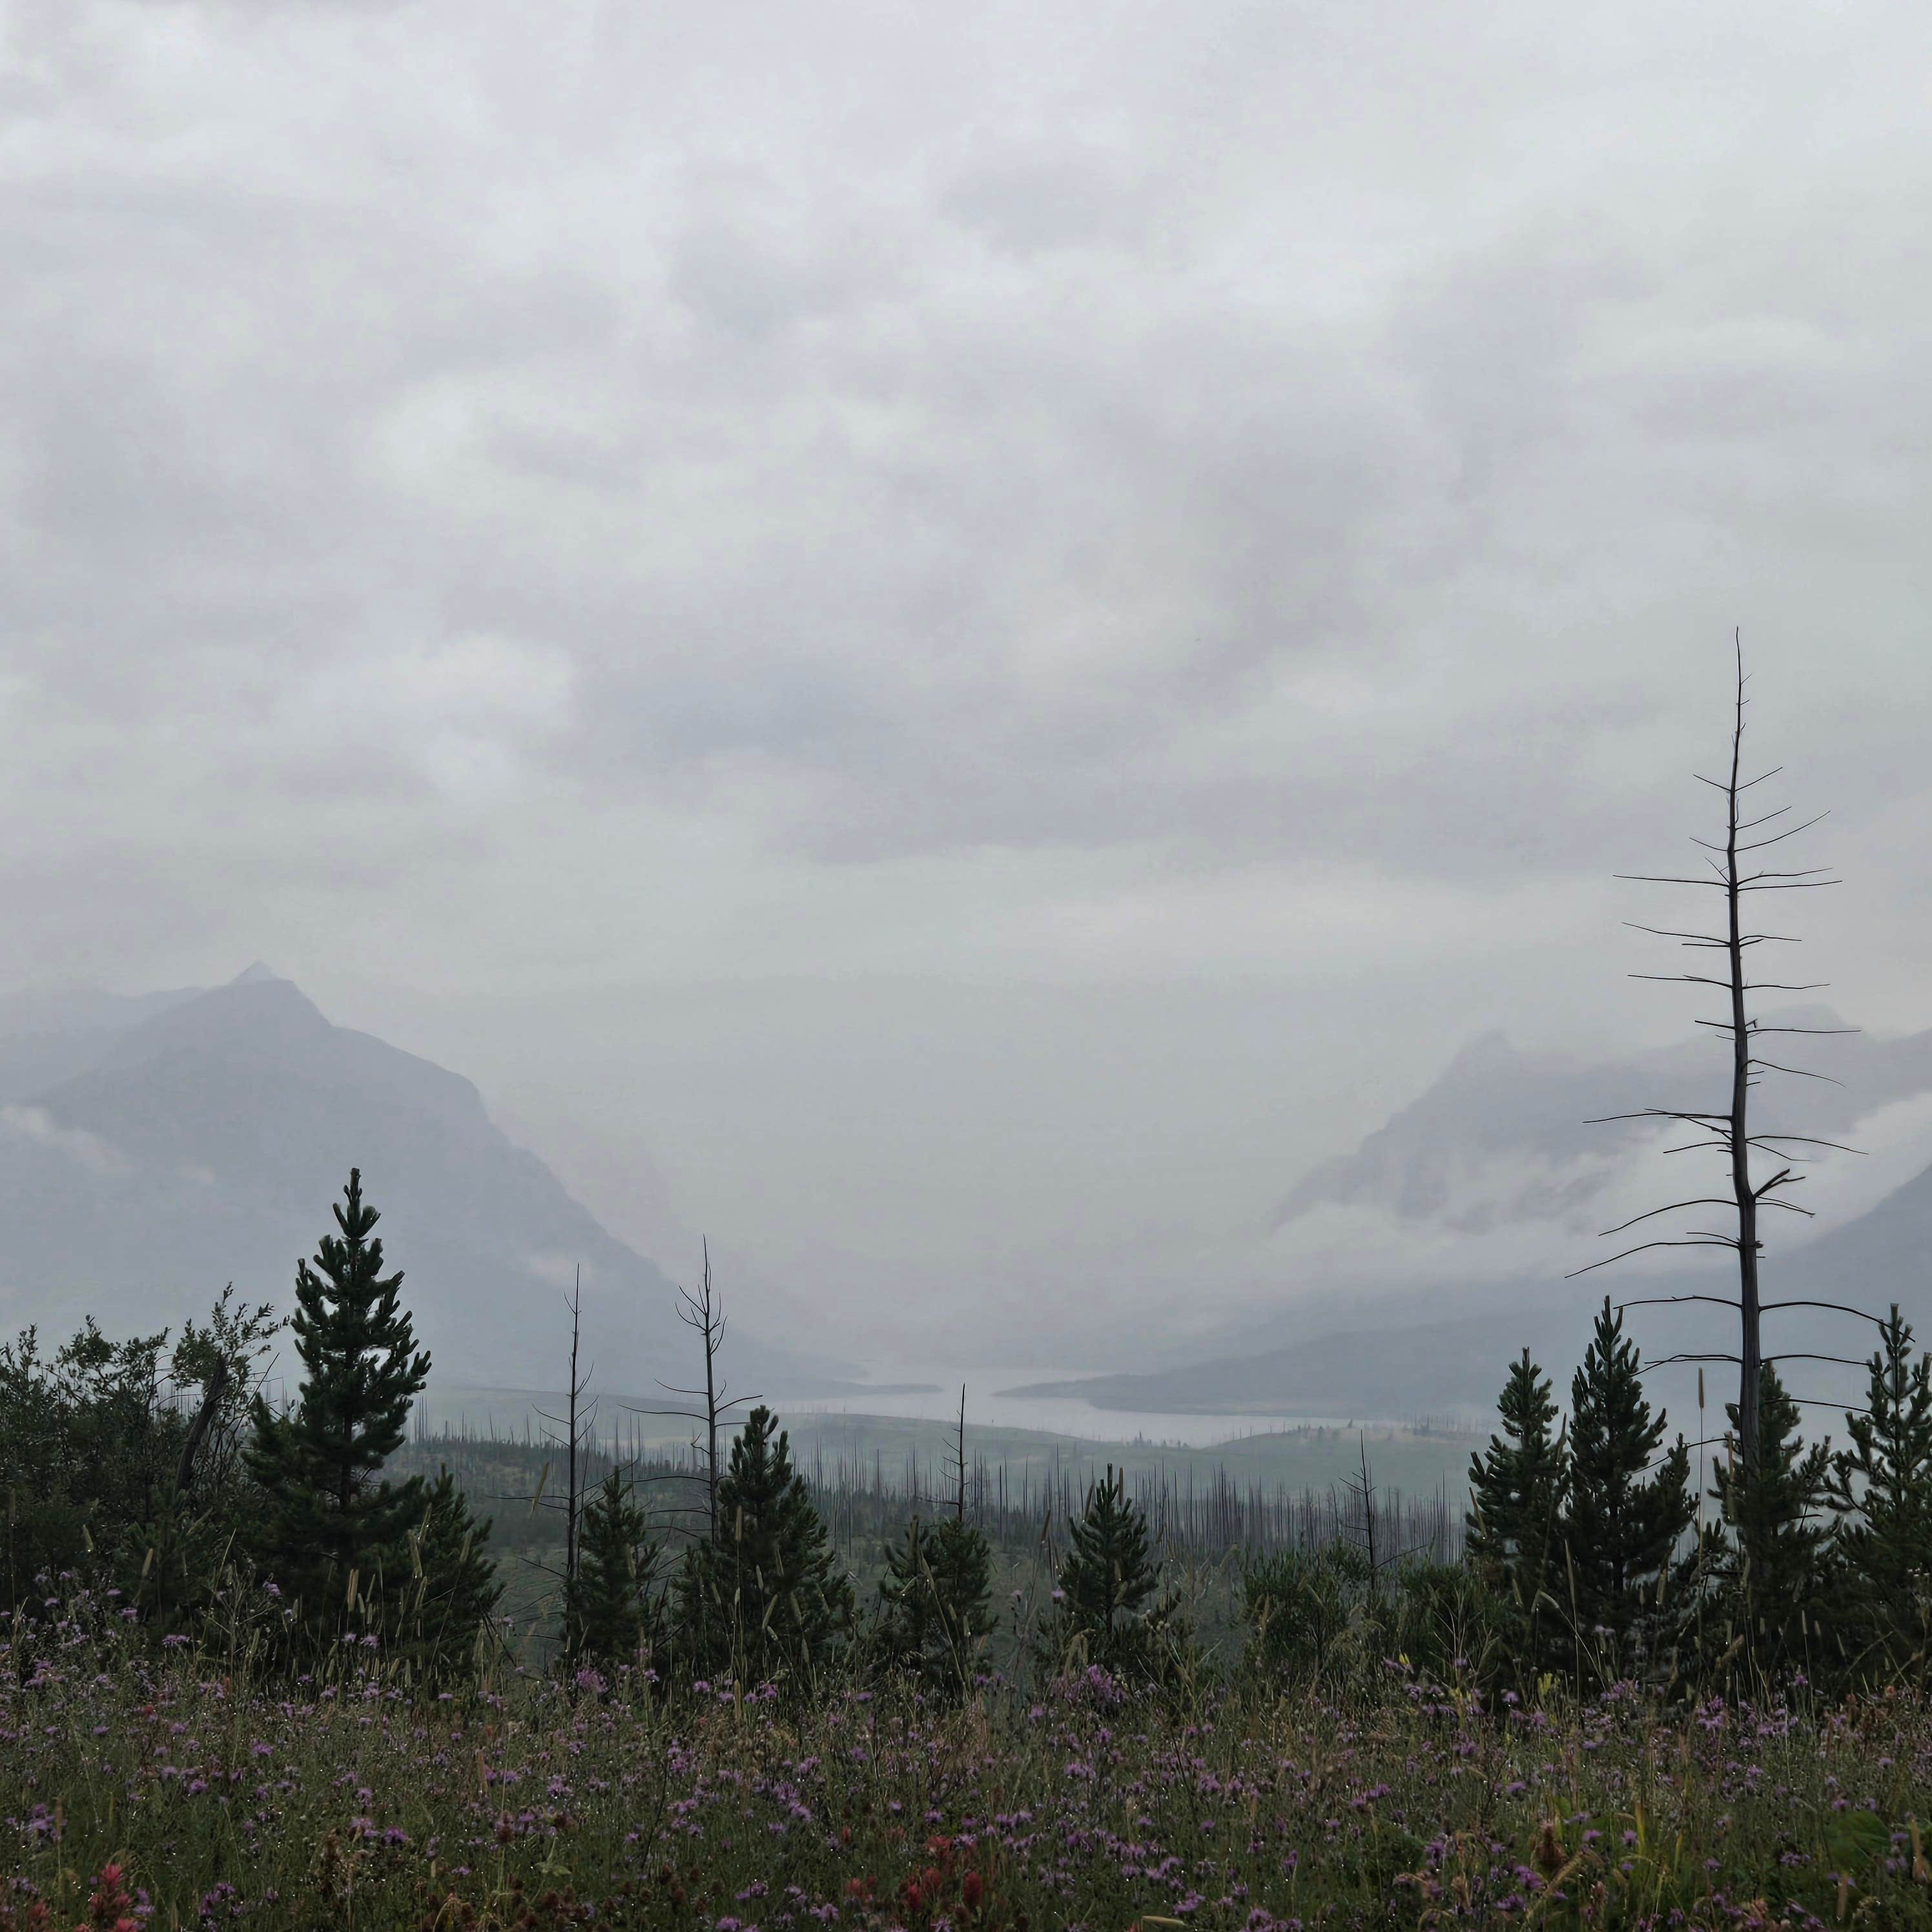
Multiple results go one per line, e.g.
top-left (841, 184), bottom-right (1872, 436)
top-left (229, 962), bottom-right (282, 986)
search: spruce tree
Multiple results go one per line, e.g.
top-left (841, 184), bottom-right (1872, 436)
top-left (931, 1512), bottom-right (994, 1660)
top-left (1825, 1306), bottom-right (1932, 1681)
top-left (1051, 1465), bottom-right (1162, 1672)
top-left (245, 1169), bottom-right (431, 1621)
top-left (877, 1512), bottom-right (994, 1689)
top-left (1466, 1348), bottom-right (1567, 1672)
top-left (673, 1406), bottom-right (852, 1685)
top-left (395, 1468), bottom-right (502, 1687)
top-left (1560, 1298), bottom-right (1695, 1677)
top-left (1705, 1363), bottom-right (1830, 1678)
top-left (566, 1469), bottom-right (662, 1670)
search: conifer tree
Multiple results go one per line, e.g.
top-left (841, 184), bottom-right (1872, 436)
top-left (1705, 1362), bottom-right (1829, 1676)
top-left (877, 1512), bottom-right (994, 1689)
top-left (395, 1467), bottom-right (502, 1687)
top-left (1051, 1465), bottom-right (1162, 1672)
top-left (1466, 1348), bottom-right (1567, 1670)
top-left (931, 1512), bottom-right (994, 1656)
top-left (245, 1169), bottom-right (431, 1619)
top-left (566, 1469), bottom-right (661, 1669)
top-left (673, 1406), bottom-right (852, 1685)
top-left (1561, 1298), bottom-right (1695, 1676)
top-left (1825, 1306), bottom-right (1932, 1680)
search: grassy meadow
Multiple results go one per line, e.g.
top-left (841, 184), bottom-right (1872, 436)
top-left (8, 1581), bottom-right (1932, 1931)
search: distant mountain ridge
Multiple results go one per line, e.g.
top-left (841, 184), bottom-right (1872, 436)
top-left (1012, 1015), bottom-right (1932, 1422)
top-left (1008, 1149), bottom-right (1932, 1421)
top-left (1279, 1013), bottom-right (1932, 1234)
top-left (0, 970), bottom-right (844, 1393)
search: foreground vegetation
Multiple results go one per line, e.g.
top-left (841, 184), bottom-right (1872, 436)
top-left (12, 1162), bottom-right (1932, 1925)
top-left (9, 1598), bottom-right (1932, 1931)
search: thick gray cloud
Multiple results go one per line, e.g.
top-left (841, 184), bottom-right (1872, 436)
top-left (3, 0), bottom-right (1930, 1361)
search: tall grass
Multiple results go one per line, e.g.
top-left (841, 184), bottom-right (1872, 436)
top-left (7, 1573), bottom-right (1932, 1929)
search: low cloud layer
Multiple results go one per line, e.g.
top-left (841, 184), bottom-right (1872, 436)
top-left (3, 1), bottom-right (1930, 1354)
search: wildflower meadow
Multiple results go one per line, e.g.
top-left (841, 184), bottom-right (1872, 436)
top-left (9, 1581), bottom-right (1932, 1931)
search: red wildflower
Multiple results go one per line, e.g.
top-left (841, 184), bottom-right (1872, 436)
top-left (84, 1862), bottom-right (136, 1931)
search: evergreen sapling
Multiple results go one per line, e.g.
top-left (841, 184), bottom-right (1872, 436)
top-left (1466, 1348), bottom-right (1567, 1670)
top-left (877, 1512), bottom-right (994, 1689)
top-left (1826, 1305), bottom-right (1932, 1679)
top-left (1707, 1363), bottom-right (1829, 1676)
top-left (1561, 1298), bottom-right (1694, 1676)
top-left (674, 1405), bottom-right (852, 1685)
top-left (396, 1467), bottom-right (502, 1687)
top-left (1051, 1464), bottom-right (1170, 1677)
top-left (245, 1169), bottom-right (431, 1623)
top-left (567, 1468), bottom-right (662, 1671)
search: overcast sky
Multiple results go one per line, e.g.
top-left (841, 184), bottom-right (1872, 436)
top-left (4, 0), bottom-right (1930, 1361)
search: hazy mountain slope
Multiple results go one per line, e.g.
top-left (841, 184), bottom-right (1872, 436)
top-left (1780, 1156), bottom-right (1932, 1312)
top-left (1279, 1015), bottom-right (1932, 1233)
top-left (1007, 1310), bottom-right (1569, 1418)
top-left (1009, 1016), bottom-right (1932, 1422)
top-left (0, 972), bottom-right (839, 1392)
top-left (1012, 1155), bottom-right (1932, 1421)
top-left (0, 983), bottom-right (205, 1104)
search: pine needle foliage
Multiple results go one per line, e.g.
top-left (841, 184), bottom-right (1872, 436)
top-left (1466, 1348), bottom-right (1567, 1673)
top-left (567, 1469), bottom-right (662, 1669)
top-left (876, 1512), bottom-right (994, 1690)
top-left (393, 1466), bottom-right (502, 1687)
top-left (1047, 1464), bottom-right (1180, 1678)
top-left (245, 1169), bottom-right (431, 1620)
top-left (1705, 1364), bottom-right (1830, 1677)
top-left (1825, 1306), bottom-right (1932, 1681)
top-left (1560, 1298), bottom-right (1695, 1676)
top-left (674, 1406), bottom-right (853, 1687)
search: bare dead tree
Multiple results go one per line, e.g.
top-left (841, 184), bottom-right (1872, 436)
top-left (1339, 1432), bottom-right (1432, 1589)
top-left (523, 1268), bottom-right (598, 1596)
top-left (632, 1241), bottom-right (761, 1540)
top-left (947, 1384), bottom-right (969, 1522)
top-left (1574, 637), bottom-right (1869, 1472)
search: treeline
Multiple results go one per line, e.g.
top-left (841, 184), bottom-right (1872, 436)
top-left (6, 1166), bottom-right (1929, 1704)
top-left (385, 1425), bottom-right (1459, 1568)
top-left (1455, 1295), bottom-right (1932, 1693)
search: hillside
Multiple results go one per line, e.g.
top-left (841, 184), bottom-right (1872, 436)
top-left (0, 969), bottom-right (843, 1393)
top-left (1011, 1016), bottom-right (1932, 1423)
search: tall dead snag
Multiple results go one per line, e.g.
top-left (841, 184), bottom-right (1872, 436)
top-left (639, 1241), bottom-right (759, 1541)
top-left (946, 1384), bottom-right (969, 1521)
top-left (681, 1242), bottom-right (726, 1535)
top-left (524, 1268), bottom-right (600, 1598)
top-left (1579, 638), bottom-right (1861, 1474)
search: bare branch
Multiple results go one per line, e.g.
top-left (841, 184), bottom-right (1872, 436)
top-left (1596, 1198), bottom-right (1745, 1237)
top-left (1745, 1058), bottom-right (1842, 1085)
top-left (1614, 1293), bottom-right (1743, 1315)
top-left (1762, 1298), bottom-right (1890, 1329)
top-left (1567, 1235), bottom-right (1739, 1277)
top-left (1587, 1107), bottom-right (1733, 1126)
top-left (1745, 1133), bottom-right (1862, 1154)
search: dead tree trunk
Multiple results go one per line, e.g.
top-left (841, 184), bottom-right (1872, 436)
top-left (1579, 637), bottom-right (1858, 1474)
top-left (529, 1268), bottom-right (597, 1599)
top-left (171, 1356), bottom-right (229, 1501)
